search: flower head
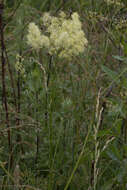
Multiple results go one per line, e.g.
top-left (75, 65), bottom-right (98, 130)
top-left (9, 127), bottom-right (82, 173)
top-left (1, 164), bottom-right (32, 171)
top-left (41, 12), bottom-right (52, 26)
top-left (104, 0), bottom-right (124, 7)
top-left (27, 22), bottom-right (50, 50)
top-left (27, 12), bottom-right (88, 59)
top-left (27, 23), bottom-right (43, 49)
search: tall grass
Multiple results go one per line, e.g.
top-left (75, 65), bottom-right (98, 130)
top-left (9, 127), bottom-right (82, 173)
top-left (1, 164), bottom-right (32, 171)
top-left (1, 0), bottom-right (127, 189)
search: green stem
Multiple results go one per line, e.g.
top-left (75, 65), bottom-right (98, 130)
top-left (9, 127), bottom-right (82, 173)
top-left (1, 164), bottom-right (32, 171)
top-left (64, 124), bottom-right (92, 190)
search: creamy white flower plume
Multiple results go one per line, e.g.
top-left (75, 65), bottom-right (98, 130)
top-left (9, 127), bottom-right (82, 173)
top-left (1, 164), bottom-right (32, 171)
top-left (27, 22), bottom-right (49, 49)
top-left (27, 12), bottom-right (88, 59)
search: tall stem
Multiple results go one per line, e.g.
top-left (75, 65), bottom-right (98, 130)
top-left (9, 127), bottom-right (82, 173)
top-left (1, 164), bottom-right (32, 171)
top-left (45, 55), bottom-right (53, 126)
top-left (0, 2), bottom-right (12, 167)
top-left (46, 55), bottom-right (54, 190)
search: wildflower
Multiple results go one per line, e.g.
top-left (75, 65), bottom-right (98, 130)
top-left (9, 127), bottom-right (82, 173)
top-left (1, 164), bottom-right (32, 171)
top-left (27, 22), bottom-right (43, 49)
top-left (41, 12), bottom-right (52, 26)
top-left (27, 22), bottom-right (50, 49)
top-left (59, 11), bottom-right (66, 19)
top-left (15, 54), bottom-right (26, 77)
top-left (104, 0), bottom-right (124, 7)
top-left (27, 12), bottom-right (88, 59)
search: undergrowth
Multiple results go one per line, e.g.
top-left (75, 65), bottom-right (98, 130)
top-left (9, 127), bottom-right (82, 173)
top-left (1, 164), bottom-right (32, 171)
top-left (0, 0), bottom-right (127, 189)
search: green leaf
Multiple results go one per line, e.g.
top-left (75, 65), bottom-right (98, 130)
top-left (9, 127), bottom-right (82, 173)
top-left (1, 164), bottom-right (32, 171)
top-left (101, 65), bottom-right (119, 81)
top-left (113, 55), bottom-right (127, 62)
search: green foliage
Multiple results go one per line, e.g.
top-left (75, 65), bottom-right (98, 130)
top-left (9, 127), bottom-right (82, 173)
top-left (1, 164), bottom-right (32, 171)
top-left (1, 0), bottom-right (127, 190)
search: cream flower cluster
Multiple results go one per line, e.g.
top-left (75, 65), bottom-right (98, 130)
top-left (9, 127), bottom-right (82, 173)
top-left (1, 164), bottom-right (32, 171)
top-left (27, 22), bottom-right (50, 50)
top-left (15, 54), bottom-right (26, 77)
top-left (104, 0), bottom-right (124, 7)
top-left (27, 12), bottom-right (88, 59)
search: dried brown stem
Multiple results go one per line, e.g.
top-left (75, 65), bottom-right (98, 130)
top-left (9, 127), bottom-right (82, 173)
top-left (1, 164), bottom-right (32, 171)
top-left (0, 2), bottom-right (12, 167)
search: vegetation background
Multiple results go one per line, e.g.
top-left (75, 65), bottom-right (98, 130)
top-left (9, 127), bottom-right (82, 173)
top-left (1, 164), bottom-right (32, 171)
top-left (0, 0), bottom-right (127, 189)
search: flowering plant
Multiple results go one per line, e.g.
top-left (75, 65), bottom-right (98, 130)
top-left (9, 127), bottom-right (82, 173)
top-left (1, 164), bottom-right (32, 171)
top-left (27, 12), bottom-right (88, 59)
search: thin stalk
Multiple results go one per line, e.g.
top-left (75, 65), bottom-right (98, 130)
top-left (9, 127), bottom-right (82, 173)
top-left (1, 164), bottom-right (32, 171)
top-left (45, 55), bottom-right (53, 126)
top-left (91, 0), bottom-right (95, 10)
top-left (5, 48), bottom-right (17, 108)
top-left (38, 53), bottom-right (54, 190)
top-left (16, 50), bottom-right (24, 154)
top-left (48, 111), bottom-right (54, 190)
top-left (46, 55), bottom-right (54, 190)
top-left (47, 0), bottom-right (52, 11)
top-left (64, 124), bottom-right (92, 190)
top-left (16, 24), bottom-right (25, 154)
top-left (0, 2), bottom-right (12, 167)
top-left (35, 92), bottom-right (39, 164)
top-left (17, 70), bottom-right (21, 137)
